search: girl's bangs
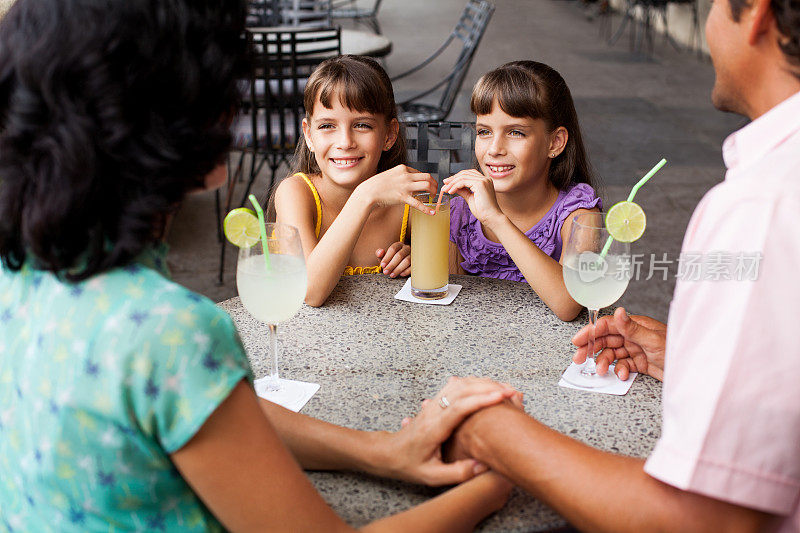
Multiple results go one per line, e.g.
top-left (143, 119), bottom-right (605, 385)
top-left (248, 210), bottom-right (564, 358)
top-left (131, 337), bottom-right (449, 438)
top-left (315, 76), bottom-right (392, 118)
top-left (471, 71), bottom-right (547, 120)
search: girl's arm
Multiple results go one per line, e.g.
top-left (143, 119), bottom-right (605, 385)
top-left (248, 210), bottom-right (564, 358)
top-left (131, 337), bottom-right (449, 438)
top-left (171, 380), bottom-right (512, 532)
top-left (274, 175), bottom-right (371, 307)
top-left (276, 167), bottom-right (436, 307)
top-left (442, 172), bottom-right (584, 321)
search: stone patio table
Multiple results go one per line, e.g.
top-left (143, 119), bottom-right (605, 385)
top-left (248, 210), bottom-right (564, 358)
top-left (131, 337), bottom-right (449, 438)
top-left (219, 274), bottom-right (663, 531)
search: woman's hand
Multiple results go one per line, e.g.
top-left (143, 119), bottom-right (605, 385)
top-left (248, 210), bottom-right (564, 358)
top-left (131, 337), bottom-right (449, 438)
top-left (355, 164), bottom-right (437, 214)
top-left (379, 376), bottom-right (519, 486)
top-left (442, 170), bottom-right (505, 228)
top-left (572, 307), bottom-right (667, 381)
top-left (376, 242), bottom-right (411, 278)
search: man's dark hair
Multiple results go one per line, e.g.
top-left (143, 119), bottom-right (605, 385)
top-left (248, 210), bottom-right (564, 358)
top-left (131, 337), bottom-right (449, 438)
top-left (729, 0), bottom-right (800, 72)
top-left (0, 0), bottom-right (248, 280)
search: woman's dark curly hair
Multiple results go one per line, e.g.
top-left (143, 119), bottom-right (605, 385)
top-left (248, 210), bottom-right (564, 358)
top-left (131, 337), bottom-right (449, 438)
top-left (0, 0), bottom-right (248, 280)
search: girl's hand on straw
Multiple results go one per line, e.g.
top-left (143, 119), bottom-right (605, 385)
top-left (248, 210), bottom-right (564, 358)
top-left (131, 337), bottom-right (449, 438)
top-left (355, 164), bottom-right (437, 214)
top-left (381, 376), bottom-right (518, 486)
top-left (571, 307), bottom-right (666, 381)
top-left (442, 170), bottom-right (505, 228)
top-left (376, 242), bottom-right (411, 278)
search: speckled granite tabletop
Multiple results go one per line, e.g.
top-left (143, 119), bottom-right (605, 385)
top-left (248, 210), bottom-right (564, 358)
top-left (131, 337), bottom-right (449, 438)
top-left (219, 274), bottom-right (663, 532)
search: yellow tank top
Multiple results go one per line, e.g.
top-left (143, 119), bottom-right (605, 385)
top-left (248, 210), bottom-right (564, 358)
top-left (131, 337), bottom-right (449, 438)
top-left (295, 173), bottom-right (409, 276)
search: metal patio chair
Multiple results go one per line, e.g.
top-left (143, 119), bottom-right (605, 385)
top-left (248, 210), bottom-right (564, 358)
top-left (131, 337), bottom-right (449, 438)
top-left (278, 0), bottom-right (333, 27)
top-left (330, 0), bottom-right (384, 34)
top-left (403, 121), bottom-right (476, 188)
top-left (218, 27), bottom-right (341, 283)
top-left (391, 0), bottom-right (494, 123)
top-left (607, 0), bottom-right (700, 55)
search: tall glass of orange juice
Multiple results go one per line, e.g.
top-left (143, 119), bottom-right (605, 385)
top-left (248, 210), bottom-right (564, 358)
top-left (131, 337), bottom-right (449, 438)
top-left (410, 193), bottom-right (450, 299)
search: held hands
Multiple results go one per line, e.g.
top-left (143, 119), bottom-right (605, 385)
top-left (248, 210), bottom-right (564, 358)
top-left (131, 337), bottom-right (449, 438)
top-left (355, 164), bottom-right (437, 214)
top-left (382, 376), bottom-right (518, 486)
top-left (441, 170), bottom-right (505, 228)
top-left (571, 307), bottom-right (667, 381)
top-left (376, 242), bottom-right (410, 278)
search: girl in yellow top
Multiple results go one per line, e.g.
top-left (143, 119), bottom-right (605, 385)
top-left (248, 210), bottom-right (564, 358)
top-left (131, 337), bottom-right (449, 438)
top-left (275, 56), bottom-right (437, 306)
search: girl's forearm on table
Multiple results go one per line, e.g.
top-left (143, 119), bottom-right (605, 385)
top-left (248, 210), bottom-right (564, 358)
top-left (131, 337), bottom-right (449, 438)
top-left (304, 193), bottom-right (373, 306)
top-left (487, 216), bottom-right (582, 320)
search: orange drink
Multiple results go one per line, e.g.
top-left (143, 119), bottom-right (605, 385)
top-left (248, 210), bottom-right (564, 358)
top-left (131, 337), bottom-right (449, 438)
top-left (410, 193), bottom-right (450, 299)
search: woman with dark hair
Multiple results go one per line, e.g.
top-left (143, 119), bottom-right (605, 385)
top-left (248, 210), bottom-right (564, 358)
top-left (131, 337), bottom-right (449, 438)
top-left (441, 61), bottom-right (602, 321)
top-left (0, 1), bottom-right (514, 530)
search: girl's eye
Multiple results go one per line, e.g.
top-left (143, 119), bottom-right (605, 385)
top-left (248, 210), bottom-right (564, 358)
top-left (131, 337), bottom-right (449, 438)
top-left (476, 128), bottom-right (491, 137)
top-left (354, 122), bottom-right (373, 130)
top-left (508, 130), bottom-right (525, 137)
top-left (317, 123), bottom-right (335, 130)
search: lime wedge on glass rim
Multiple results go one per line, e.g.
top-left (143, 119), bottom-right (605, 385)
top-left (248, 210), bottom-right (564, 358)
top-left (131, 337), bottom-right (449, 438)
top-left (605, 201), bottom-right (646, 243)
top-left (223, 208), bottom-right (261, 248)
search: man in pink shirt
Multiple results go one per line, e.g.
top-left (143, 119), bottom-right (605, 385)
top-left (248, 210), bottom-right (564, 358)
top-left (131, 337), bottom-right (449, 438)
top-left (447, 0), bottom-right (800, 529)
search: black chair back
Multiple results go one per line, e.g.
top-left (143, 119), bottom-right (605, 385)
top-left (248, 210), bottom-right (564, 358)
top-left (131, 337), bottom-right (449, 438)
top-left (403, 122), bottom-right (476, 187)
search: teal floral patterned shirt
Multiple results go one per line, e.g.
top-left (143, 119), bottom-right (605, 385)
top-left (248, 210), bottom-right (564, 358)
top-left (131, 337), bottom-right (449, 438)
top-left (0, 244), bottom-right (253, 532)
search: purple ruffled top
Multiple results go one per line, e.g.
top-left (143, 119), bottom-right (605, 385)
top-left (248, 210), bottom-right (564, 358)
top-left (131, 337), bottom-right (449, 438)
top-left (449, 183), bottom-right (602, 282)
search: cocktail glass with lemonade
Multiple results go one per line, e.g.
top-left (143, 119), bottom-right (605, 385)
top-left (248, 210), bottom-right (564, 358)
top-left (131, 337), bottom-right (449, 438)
top-left (410, 192), bottom-right (451, 300)
top-left (225, 208), bottom-right (307, 405)
top-left (562, 211), bottom-right (635, 388)
top-left (563, 159), bottom-right (662, 388)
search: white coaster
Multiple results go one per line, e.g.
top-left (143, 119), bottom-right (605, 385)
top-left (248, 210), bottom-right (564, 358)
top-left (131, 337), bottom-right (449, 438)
top-left (394, 278), bottom-right (462, 305)
top-left (558, 362), bottom-right (637, 395)
top-left (254, 376), bottom-right (320, 412)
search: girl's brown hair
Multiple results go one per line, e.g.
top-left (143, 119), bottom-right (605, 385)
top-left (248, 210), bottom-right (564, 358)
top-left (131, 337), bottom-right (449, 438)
top-left (470, 61), bottom-right (596, 191)
top-left (291, 55), bottom-right (406, 175)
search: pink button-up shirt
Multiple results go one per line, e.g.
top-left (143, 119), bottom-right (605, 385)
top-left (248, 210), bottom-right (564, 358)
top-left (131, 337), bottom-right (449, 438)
top-left (644, 90), bottom-right (800, 531)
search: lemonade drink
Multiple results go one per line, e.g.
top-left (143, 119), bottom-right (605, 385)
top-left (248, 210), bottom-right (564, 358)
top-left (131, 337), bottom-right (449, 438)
top-left (562, 252), bottom-right (630, 310)
top-left (237, 253), bottom-right (307, 324)
top-left (410, 194), bottom-right (450, 299)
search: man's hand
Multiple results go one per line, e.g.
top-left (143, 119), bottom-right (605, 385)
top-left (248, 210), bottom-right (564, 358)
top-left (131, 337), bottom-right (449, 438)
top-left (380, 377), bottom-right (518, 486)
top-left (572, 307), bottom-right (666, 381)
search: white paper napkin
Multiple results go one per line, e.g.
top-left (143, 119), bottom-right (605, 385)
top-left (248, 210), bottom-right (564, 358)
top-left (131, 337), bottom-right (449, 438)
top-left (254, 376), bottom-right (320, 412)
top-left (558, 362), bottom-right (637, 395)
top-left (394, 278), bottom-right (462, 305)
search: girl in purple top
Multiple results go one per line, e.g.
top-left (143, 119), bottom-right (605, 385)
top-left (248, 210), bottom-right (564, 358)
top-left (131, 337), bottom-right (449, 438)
top-left (441, 61), bottom-right (601, 321)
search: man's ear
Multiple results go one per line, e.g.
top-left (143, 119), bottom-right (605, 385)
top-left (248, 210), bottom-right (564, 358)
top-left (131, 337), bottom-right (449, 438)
top-left (747, 0), bottom-right (774, 46)
top-left (384, 118), bottom-right (399, 151)
top-left (302, 118), bottom-right (314, 152)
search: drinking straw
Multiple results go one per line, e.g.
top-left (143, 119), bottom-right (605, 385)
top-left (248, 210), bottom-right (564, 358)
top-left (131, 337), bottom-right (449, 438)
top-left (434, 188), bottom-right (446, 214)
top-left (248, 194), bottom-right (271, 270)
top-left (599, 158), bottom-right (667, 259)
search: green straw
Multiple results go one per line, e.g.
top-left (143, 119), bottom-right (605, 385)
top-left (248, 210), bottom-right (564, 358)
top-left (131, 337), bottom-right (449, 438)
top-left (599, 158), bottom-right (667, 258)
top-left (248, 194), bottom-right (271, 271)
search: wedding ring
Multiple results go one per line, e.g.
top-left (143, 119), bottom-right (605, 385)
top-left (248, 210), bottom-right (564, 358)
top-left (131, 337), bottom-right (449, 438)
top-left (438, 396), bottom-right (450, 409)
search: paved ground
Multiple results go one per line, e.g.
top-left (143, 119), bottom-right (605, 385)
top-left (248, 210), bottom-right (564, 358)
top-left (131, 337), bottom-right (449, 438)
top-left (167, 0), bottom-right (745, 322)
